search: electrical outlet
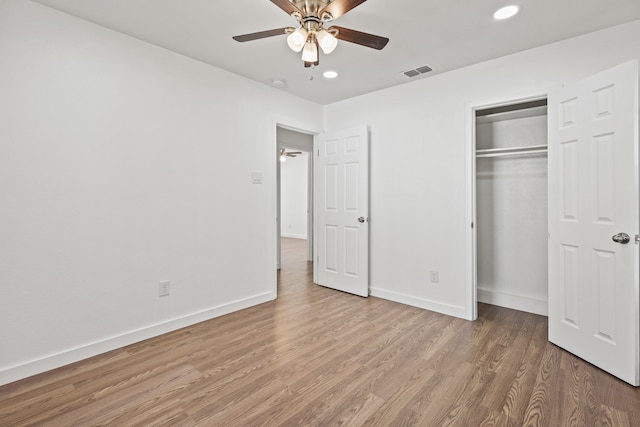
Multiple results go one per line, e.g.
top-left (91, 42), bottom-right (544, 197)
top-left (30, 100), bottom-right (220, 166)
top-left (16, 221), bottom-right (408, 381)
top-left (159, 280), bottom-right (171, 297)
top-left (430, 271), bottom-right (439, 283)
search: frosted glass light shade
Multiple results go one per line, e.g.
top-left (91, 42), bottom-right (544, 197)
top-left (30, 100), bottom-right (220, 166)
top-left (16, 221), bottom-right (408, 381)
top-left (287, 28), bottom-right (308, 52)
top-left (316, 29), bottom-right (337, 54)
top-left (301, 41), bottom-right (318, 62)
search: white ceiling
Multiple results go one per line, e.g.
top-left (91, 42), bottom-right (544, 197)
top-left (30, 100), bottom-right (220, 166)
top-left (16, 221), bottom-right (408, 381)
top-left (33, 0), bottom-right (640, 105)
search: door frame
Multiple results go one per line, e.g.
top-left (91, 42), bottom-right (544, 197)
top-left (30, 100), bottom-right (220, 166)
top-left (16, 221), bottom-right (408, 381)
top-left (465, 91), bottom-right (549, 321)
top-left (272, 119), bottom-right (320, 293)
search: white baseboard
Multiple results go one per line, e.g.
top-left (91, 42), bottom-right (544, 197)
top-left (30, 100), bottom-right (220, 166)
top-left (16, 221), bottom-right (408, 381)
top-left (0, 291), bottom-right (275, 387)
top-left (370, 287), bottom-right (469, 320)
top-left (280, 233), bottom-right (307, 239)
top-left (477, 288), bottom-right (548, 316)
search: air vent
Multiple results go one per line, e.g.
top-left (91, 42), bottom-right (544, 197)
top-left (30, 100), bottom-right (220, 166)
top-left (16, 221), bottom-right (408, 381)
top-left (402, 65), bottom-right (433, 78)
top-left (416, 65), bottom-right (433, 74)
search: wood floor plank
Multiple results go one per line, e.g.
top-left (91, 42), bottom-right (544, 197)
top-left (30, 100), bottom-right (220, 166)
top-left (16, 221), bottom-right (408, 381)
top-left (326, 392), bottom-right (386, 426)
top-left (1, 237), bottom-right (639, 426)
top-left (522, 344), bottom-right (563, 426)
top-left (482, 333), bottom-right (546, 422)
top-left (33, 364), bottom-right (201, 426)
top-left (600, 404), bottom-right (632, 427)
top-left (364, 366), bottom-right (440, 425)
top-left (407, 361), bottom-right (479, 425)
top-left (105, 396), bottom-right (196, 427)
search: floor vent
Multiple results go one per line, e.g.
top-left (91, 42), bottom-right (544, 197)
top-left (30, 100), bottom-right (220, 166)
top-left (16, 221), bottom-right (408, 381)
top-left (402, 65), bottom-right (433, 78)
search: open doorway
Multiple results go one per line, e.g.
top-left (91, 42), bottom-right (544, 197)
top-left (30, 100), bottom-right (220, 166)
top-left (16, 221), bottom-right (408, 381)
top-left (277, 126), bottom-right (314, 271)
top-left (468, 96), bottom-right (549, 319)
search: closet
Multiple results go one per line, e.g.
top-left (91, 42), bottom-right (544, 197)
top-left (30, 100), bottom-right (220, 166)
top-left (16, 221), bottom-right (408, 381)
top-left (475, 99), bottom-right (548, 315)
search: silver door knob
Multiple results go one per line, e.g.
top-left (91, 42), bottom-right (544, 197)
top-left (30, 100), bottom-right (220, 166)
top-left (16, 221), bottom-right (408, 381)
top-left (358, 217), bottom-right (366, 223)
top-left (612, 232), bottom-right (630, 244)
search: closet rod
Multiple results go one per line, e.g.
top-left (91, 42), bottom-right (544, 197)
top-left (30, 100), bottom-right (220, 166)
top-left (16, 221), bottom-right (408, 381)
top-left (476, 145), bottom-right (547, 158)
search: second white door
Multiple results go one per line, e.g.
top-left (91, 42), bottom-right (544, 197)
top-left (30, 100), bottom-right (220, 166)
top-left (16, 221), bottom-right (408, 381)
top-left (316, 125), bottom-right (369, 297)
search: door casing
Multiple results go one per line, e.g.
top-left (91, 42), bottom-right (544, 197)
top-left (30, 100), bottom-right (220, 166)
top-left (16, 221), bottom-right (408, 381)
top-left (272, 119), bottom-right (320, 296)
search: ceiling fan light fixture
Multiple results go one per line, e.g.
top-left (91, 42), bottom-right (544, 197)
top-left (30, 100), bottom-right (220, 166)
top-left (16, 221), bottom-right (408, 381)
top-left (232, 0), bottom-right (390, 69)
top-left (286, 27), bottom-right (308, 52)
top-left (301, 40), bottom-right (319, 63)
top-left (316, 28), bottom-right (338, 54)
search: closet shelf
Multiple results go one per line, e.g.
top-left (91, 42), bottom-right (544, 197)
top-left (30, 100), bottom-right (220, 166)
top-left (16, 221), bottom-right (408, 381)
top-left (476, 144), bottom-right (547, 158)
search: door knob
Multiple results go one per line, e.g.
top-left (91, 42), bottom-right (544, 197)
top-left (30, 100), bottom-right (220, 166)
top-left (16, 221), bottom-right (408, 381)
top-left (612, 232), bottom-right (630, 244)
top-left (358, 217), bottom-right (366, 223)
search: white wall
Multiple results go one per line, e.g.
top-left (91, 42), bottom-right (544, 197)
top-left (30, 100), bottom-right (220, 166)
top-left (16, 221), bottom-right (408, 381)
top-left (280, 154), bottom-right (309, 239)
top-left (323, 20), bottom-right (640, 319)
top-left (0, 0), bottom-right (322, 385)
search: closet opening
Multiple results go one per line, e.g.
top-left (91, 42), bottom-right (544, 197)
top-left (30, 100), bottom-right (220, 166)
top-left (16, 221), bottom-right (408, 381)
top-left (474, 98), bottom-right (549, 316)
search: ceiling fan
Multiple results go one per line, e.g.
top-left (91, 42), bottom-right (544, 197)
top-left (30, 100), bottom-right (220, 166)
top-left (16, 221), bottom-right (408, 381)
top-left (280, 148), bottom-right (303, 161)
top-left (232, 0), bottom-right (389, 67)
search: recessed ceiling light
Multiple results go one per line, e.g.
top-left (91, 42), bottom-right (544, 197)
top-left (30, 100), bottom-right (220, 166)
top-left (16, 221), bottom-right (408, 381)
top-left (494, 5), bottom-right (520, 20)
top-left (323, 70), bottom-right (338, 79)
top-left (271, 79), bottom-right (287, 88)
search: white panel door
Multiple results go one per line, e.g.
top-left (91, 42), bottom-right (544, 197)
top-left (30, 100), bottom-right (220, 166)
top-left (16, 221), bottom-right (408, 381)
top-left (316, 125), bottom-right (369, 297)
top-left (548, 61), bottom-right (639, 386)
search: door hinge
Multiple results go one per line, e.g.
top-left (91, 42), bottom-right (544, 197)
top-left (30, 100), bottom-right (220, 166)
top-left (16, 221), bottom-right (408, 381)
top-left (635, 234), bottom-right (639, 244)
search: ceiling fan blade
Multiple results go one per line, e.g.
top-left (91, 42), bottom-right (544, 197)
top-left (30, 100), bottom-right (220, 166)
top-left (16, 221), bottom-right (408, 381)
top-left (270, 0), bottom-right (303, 16)
top-left (320, 0), bottom-right (367, 20)
top-left (232, 27), bottom-right (290, 42)
top-left (329, 26), bottom-right (389, 50)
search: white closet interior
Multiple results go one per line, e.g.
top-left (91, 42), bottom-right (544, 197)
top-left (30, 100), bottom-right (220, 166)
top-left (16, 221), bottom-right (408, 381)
top-left (475, 99), bottom-right (549, 316)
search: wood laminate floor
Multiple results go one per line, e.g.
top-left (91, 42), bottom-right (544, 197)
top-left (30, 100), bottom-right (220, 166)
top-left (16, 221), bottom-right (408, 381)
top-left (1, 237), bottom-right (639, 426)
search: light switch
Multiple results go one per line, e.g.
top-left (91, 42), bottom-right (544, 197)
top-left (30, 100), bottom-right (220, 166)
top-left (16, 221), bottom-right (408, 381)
top-left (251, 172), bottom-right (263, 184)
